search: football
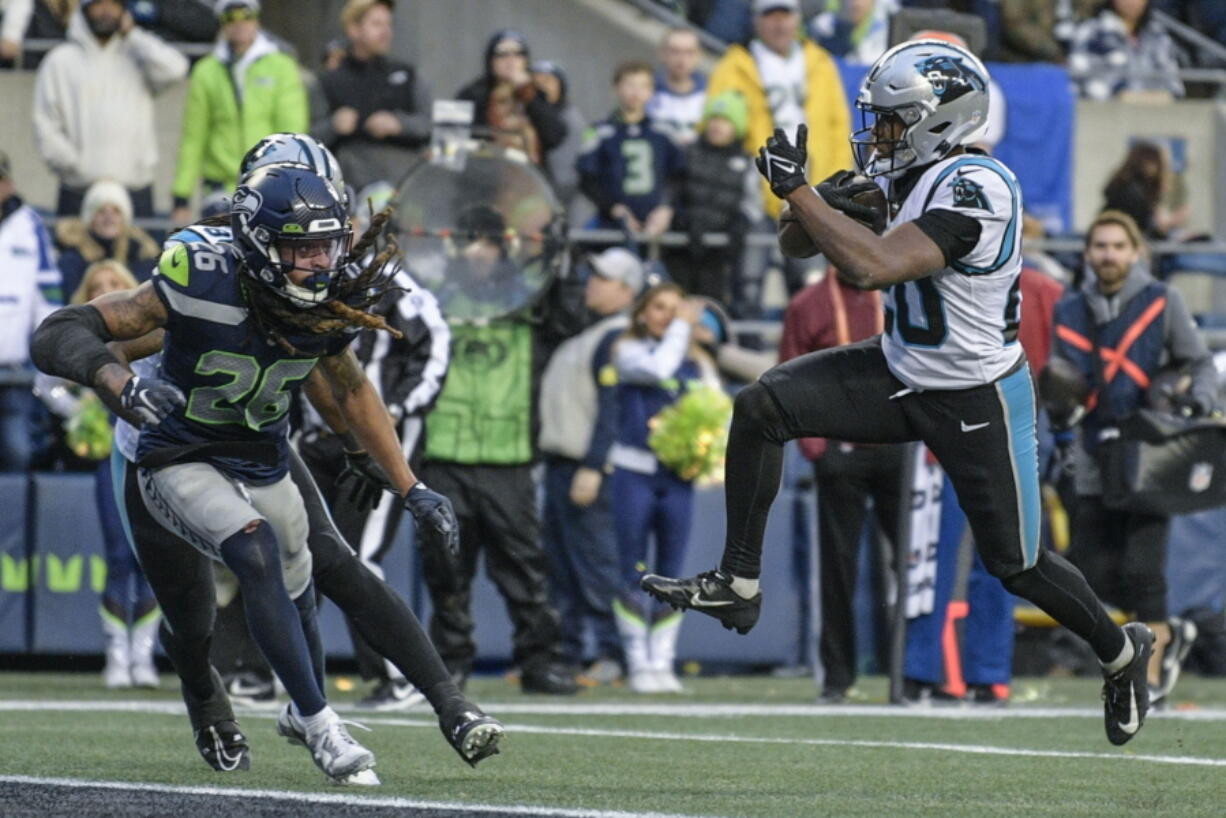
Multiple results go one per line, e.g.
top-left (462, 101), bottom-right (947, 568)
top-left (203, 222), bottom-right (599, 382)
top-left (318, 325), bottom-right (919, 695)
top-left (777, 179), bottom-right (890, 259)
top-left (777, 202), bottom-right (819, 259)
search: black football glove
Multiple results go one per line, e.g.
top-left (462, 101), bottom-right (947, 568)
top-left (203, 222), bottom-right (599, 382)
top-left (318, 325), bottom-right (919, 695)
top-left (815, 170), bottom-right (888, 235)
top-left (756, 124), bottom-right (809, 199)
top-left (335, 451), bottom-right (394, 512)
top-left (120, 375), bottom-right (185, 427)
top-left (404, 482), bottom-right (461, 585)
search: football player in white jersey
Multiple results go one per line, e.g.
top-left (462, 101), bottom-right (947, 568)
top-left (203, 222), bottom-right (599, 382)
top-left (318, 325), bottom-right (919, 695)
top-left (642, 40), bottom-right (1154, 746)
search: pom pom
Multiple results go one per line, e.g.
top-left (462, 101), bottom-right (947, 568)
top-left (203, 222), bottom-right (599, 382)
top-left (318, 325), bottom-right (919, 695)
top-left (647, 385), bottom-right (732, 483)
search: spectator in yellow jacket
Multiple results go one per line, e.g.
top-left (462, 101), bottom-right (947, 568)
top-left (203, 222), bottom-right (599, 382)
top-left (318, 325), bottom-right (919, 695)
top-left (170, 0), bottom-right (308, 225)
top-left (707, 0), bottom-right (851, 219)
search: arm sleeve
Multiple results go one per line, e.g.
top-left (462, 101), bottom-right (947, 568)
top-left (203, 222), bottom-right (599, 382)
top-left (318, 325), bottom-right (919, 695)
top-left (912, 209), bottom-right (983, 268)
top-left (124, 27), bottom-right (188, 91)
top-left (918, 159), bottom-right (1018, 274)
top-left (399, 287), bottom-right (450, 415)
top-left (32, 56), bottom-right (82, 178)
top-left (391, 73), bottom-right (433, 147)
top-left (614, 319), bottom-right (691, 383)
top-left (171, 66), bottom-right (209, 201)
top-left (1163, 287), bottom-right (1216, 406)
top-left (30, 305), bottom-right (120, 387)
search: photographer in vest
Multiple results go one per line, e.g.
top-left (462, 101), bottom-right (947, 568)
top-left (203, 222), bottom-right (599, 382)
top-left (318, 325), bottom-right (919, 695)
top-left (1050, 210), bottom-right (1216, 705)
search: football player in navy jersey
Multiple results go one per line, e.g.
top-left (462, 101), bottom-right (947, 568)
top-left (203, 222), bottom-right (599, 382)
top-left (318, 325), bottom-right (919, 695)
top-left (642, 40), bottom-right (1154, 746)
top-left (104, 144), bottom-right (501, 776)
top-left (33, 165), bottom-right (458, 783)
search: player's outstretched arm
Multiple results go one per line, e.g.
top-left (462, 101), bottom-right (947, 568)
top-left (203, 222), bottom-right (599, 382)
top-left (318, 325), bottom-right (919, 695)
top-left (31, 282), bottom-right (171, 419)
top-left (317, 347), bottom-right (461, 563)
top-left (316, 347), bottom-right (416, 494)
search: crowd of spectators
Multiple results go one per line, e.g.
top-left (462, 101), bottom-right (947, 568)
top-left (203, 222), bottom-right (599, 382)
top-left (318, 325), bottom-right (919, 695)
top-left (1, 0), bottom-right (1225, 698)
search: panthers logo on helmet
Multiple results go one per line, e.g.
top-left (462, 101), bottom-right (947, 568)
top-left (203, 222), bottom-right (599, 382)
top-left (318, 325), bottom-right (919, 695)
top-left (950, 173), bottom-right (992, 212)
top-left (915, 55), bottom-right (985, 104)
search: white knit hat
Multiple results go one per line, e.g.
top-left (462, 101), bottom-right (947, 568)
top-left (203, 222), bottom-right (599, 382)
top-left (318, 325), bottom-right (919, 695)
top-left (80, 179), bottom-right (133, 226)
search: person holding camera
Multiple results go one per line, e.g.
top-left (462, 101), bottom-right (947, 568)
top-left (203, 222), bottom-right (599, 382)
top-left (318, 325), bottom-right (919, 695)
top-left (1049, 209), bottom-right (1216, 705)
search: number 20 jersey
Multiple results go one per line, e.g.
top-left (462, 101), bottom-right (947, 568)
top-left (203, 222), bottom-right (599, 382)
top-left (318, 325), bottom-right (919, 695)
top-left (137, 240), bottom-right (349, 484)
top-left (880, 153), bottom-right (1025, 390)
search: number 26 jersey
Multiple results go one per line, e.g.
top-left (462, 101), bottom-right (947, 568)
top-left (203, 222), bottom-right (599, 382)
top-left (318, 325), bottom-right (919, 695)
top-left (881, 153), bottom-right (1025, 391)
top-left (137, 240), bottom-right (349, 484)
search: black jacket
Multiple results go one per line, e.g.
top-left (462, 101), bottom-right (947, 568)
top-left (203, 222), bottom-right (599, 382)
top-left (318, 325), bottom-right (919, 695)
top-left (314, 54), bottom-right (433, 150)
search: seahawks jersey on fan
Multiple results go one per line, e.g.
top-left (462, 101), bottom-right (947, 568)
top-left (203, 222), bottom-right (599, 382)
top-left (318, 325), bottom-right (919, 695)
top-left (881, 153), bottom-right (1024, 390)
top-left (137, 239), bottom-right (349, 484)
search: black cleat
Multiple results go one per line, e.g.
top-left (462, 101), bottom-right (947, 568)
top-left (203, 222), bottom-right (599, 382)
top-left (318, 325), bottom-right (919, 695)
top-left (640, 569), bottom-right (761, 635)
top-left (442, 705), bottom-right (506, 768)
top-left (195, 720), bottom-right (250, 772)
top-left (1102, 622), bottom-right (1155, 746)
top-left (1152, 616), bottom-right (1198, 707)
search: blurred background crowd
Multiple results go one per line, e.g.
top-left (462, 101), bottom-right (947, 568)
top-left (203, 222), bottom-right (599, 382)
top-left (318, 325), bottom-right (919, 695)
top-left (2, 0), bottom-right (1226, 708)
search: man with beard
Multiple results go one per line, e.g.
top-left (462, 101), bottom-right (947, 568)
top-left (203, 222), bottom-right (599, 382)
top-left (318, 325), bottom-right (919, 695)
top-left (1051, 209), bottom-right (1216, 707)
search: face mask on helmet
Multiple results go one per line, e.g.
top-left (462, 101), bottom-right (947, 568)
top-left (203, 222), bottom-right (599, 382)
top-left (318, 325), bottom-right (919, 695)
top-left (851, 103), bottom-right (925, 180)
top-left (270, 230), bottom-right (352, 306)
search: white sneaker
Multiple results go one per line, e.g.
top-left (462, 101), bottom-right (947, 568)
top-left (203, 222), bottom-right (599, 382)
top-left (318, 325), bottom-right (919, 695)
top-left (130, 659), bottom-right (160, 689)
top-left (629, 669), bottom-right (662, 694)
top-left (276, 704), bottom-right (376, 783)
top-left (129, 614), bottom-right (160, 689)
top-left (652, 669), bottom-right (684, 694)
top-left (101, 614), bottom-right (131, 689)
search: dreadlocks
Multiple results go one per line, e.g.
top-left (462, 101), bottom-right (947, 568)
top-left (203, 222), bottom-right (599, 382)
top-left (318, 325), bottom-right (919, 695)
top-left (239, 204), bottom-right (407, 356)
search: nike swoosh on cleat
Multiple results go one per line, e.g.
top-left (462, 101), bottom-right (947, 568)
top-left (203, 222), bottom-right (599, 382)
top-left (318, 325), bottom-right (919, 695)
top-left (1118, 685), bottom-right (1141, 735)
top-left (960, 421), bottom-right (990, 432)
top-left (690, 591), bottom-right (735, 607)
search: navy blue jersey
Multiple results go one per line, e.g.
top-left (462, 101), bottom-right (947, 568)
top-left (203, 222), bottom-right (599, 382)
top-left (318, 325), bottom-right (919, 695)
top-left (137, 241), bottom-right (349, 484)
top-left (576, 113), bottom-right (685, 222)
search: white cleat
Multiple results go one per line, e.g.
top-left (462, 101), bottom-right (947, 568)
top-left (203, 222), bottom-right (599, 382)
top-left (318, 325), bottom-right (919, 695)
top-left (332, 767), bottom-right (381, 787)
top-left (277, 704), bottom-right (376, 783)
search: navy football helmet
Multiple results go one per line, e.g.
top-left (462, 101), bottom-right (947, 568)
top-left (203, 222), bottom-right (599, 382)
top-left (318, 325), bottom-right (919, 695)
top-left (239, 133), bottom-right (348, 207)
top-left (231, 165), bottom-right (352, 307)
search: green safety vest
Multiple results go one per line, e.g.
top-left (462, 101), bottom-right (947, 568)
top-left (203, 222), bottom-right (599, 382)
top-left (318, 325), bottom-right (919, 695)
top-left (425, 320), bottom-right (533, 464)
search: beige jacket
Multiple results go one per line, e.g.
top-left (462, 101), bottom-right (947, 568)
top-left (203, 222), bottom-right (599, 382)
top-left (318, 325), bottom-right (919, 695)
top-left (32, 11), bottom-right (187, 188)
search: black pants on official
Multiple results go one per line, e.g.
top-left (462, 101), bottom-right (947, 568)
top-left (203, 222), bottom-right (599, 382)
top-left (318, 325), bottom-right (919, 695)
top-left (1068, 495), bottom-right (1170, 622)
top-left (421, 461), bottom-right (563, 676)
top-left (298, 430), bottom-right (413, 682)
top-left (814, 443), bottom-right (905, 695)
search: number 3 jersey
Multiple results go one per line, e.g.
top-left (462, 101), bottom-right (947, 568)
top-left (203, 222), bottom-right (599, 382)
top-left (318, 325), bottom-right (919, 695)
top-left (137, 239), bottom-right (349, 484)
top-left (881, 153), bottom-right (1025, 390)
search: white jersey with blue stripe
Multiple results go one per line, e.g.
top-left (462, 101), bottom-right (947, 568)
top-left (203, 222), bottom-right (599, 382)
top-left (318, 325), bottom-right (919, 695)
top-left (881, 153), bottom-right (1024, 390)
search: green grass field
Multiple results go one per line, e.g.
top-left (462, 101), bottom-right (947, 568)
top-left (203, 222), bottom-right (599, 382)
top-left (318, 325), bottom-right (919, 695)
top-left (3, 671), bottom-right (1225, 817)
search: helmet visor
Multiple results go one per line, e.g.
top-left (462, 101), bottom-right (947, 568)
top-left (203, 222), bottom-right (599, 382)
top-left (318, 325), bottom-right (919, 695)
top-left (275, 231), bottom-right (351, 302)
top-left (851, 102), bottom-right (922, 179)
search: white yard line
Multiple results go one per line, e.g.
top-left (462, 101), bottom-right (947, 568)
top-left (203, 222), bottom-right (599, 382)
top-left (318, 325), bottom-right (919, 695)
top-left (0, 774), bottom-right (699, 818)
top-left (7, 699), bottom-right (1226, 722)
top-left (3, 700), bottom-right (1225, 769)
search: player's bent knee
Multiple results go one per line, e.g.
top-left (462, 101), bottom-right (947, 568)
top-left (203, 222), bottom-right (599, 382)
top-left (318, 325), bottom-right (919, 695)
top-left (219, 521), bottom-right (282, 585)
top-left (733, 381), bottom-right (787, 442)
top-left (998, 550), bottom-right (1048, 593)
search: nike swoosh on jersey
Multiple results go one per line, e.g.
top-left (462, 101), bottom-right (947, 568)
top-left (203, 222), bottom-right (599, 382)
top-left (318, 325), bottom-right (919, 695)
top-left (1118, 685), bottom-right (1141, 734)
top-left (690, 591), bottom-right (736, 608)
top-left (960, 420), bottom-right (990, 432)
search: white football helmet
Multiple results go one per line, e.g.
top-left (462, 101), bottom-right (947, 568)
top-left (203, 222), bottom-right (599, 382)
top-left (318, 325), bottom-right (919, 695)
top-left (239, 133), bottom-right (348, 207)
top-left (851, 39), bottom-right (990, 180)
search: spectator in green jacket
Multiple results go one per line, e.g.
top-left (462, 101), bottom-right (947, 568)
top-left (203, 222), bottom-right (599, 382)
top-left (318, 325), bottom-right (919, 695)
top-left (170, 0), bottom-right (308, 226)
